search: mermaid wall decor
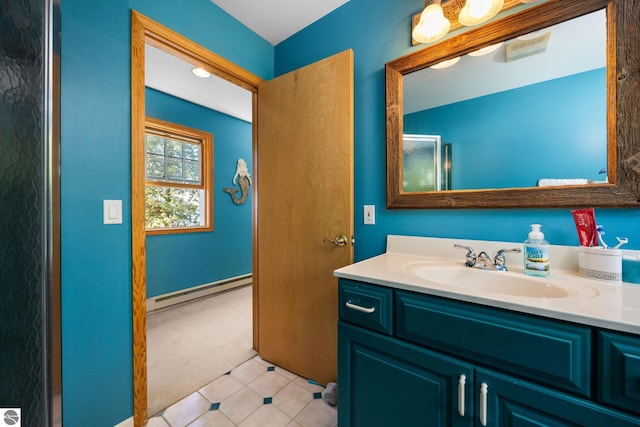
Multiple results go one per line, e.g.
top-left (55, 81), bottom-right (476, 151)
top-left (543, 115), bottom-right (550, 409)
top-left (223, 159), bottom-right (251, 205)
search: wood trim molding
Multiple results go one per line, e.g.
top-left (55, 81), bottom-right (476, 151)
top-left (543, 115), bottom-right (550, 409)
top-left (388, 0), bottom-right (640, 209)
top-left (131, 11), bottom-right (261, 426)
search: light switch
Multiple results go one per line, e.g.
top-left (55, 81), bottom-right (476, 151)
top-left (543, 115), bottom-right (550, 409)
top-left (103, 200), bottom-right (122, 224)
top-left (363, 205), bottom-right (375, 225)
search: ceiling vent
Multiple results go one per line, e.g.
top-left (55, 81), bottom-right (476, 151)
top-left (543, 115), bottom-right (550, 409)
top-left (505, 31), bottom-right (551, 62)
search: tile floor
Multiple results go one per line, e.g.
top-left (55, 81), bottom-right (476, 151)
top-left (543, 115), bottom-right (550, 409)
top-left (146, 356), bottom-right (338, 427)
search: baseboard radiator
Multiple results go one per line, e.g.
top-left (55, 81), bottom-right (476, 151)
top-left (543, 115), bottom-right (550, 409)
top-left (146, 274), bottom-right (252, 312)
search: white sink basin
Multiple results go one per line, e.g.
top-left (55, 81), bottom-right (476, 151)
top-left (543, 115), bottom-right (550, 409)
top-left (405, 264), bottom-right (599, 299)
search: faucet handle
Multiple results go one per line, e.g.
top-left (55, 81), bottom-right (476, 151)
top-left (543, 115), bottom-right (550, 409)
top-left (454, 244), bottom-right (477, 267)
top-left (494, 248), bottom-right (522, 271)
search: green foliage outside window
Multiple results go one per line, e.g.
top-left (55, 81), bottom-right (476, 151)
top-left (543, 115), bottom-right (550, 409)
top-left (145, 186), bottom-right (202, 228)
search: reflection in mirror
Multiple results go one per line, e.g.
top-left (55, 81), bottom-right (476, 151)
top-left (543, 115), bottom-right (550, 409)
top-left (403, 134), bottom-right (452, 191)
top-left (386, 0), bottom-right (640, 209)
top-left (403, 10), bottom-right (607, 191)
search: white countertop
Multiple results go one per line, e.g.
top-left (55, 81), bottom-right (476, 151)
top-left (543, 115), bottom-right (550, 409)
top-left (334, 235), bottom-right (640, 335)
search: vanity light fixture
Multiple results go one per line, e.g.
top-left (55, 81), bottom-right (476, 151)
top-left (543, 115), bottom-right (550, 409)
top-left (430, 56), bottom-right (460, 69)
top-left (191, 67), bottom-right (211, 78)
top-left (411, 0), bottom-right (544, 46)
top-left (458, 0), bottom-right (505, 26)
top-left (412, 0), bottom-right (451, 44)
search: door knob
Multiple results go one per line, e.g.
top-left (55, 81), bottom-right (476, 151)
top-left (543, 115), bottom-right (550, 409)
top-left (323, 235), bottom-right (348, 247)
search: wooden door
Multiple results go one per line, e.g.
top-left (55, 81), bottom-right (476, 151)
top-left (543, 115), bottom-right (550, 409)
top-left (256, 50), bottom-right (354, 385)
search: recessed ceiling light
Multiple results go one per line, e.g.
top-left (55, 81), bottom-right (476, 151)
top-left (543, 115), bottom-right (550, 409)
top-left (192, 67), bottom-right (211, 78)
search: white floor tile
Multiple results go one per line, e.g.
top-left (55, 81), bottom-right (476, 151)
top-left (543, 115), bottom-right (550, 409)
top-left (274, 366), bottom-right (298, 381)
top-left (292, 377), bottom-right (325, 394)
top-left (294, 399), bottom-right (337, 427)
top-left (162, 392), bottom-right (211, 427)
top-left (146, 416), bottom-right (170, 426)
top-left (199, 374), bottom-right (244, 403)
top-left (272, 382), bottom-right (314, 418)
top-left (187, 409), bottom-right (235, 427)
top-left (230, 359), bottom-right (268, 385)
top-left (247, 371), bottom-right (290, 398)
top-left (219, 387), bottom-right (263, 424)
top-left (238, 404), bottom-right (292, 427)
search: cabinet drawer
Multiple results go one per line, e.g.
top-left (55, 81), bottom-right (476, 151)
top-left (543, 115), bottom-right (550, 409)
top-left (599, 331), bottom-right (640, 415)
top-left (396, 290), bottom-right (591, 396)
top-left (339, 279), bottom-right (393, 335)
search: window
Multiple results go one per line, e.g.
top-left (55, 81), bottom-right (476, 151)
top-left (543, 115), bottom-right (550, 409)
top-left (145, 118), bottom-right (213, 234)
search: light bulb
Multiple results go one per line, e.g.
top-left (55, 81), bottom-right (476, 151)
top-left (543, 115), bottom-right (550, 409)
top-left (413, 2), bottom-right (451, 44)
top-left (469, 0), bottom-right (492, 18)
top-left (468, 42), bottom-right (503, 56)
top-left (430, 56), bottom-right (460, 69)
top-left (458, 0), bottom-right (504, 26)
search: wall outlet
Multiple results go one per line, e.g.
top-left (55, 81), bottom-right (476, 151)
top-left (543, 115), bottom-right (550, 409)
top-left (363, 205), bottom-right (375, 225)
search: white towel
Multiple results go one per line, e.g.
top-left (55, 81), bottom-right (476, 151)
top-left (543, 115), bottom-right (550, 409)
top-left (537, 178), bottom-right (590, 187)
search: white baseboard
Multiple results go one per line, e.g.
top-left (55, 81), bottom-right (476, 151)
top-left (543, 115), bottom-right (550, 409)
top-left (146, 274), bottom-right (252, 312)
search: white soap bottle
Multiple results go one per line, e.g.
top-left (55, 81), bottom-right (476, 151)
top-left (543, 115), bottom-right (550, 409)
top-left (524, 224), bottom-right (550, 277)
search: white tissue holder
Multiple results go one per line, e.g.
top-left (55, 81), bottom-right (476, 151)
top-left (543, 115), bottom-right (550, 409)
top-left (578, 246), bottom-right (622, 282)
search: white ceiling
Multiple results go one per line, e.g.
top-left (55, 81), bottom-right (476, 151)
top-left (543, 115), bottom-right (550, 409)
top-left (145, 44), bottom-right (254, 122)
top-left (145, 0), bottom-right (350, 122)
top-left (210, 0), bottom-right (350, 45)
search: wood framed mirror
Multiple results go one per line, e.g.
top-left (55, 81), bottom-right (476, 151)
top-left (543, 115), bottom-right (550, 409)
top-left (386, 0), bottom-right (640, 208)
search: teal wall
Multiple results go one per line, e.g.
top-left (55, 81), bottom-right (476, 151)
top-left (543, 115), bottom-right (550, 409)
top-left (60, 0), bottom-right (639, 425)
top-left (145, 88), bottom-right (252, 298)
top-left (60, 1), bottom-right (271, 425)
top-left (275, 0), bottom-right (640, 262)
top-left (404, 68), bottom-right (606, 189)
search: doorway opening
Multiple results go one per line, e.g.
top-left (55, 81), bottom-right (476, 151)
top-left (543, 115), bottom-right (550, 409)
top-left (131, 11), bottom-right (262, 426)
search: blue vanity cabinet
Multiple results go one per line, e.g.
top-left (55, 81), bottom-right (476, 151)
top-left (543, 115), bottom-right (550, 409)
top-left (339, 279), bottom-right (394, 335)
top-left (395, 290), bottom-right (592, 396)
top-left (338, 278), bottom-right (640, 426)
top-left (338, 321), bottom-right (474, 427)
top-left (476, 368), bottom-right (640, 426)
top-left (599, 331), bottom-right (640, 416)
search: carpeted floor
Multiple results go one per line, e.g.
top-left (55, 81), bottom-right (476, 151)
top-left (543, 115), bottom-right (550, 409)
top-left (147, 285), bottom-right (257, 416)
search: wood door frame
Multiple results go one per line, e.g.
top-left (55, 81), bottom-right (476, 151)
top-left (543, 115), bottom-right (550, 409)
top-left (131, 11), bottom-right (262, 426)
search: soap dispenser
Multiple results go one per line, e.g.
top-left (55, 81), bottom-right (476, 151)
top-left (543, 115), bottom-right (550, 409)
top-left (524, 224), bottom-right (550, 277)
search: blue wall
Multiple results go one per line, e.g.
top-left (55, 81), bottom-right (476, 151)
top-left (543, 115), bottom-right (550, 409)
top-left (404, 68), bottom-right (606, 189)
top-left (145, 88), bottom-right (252, 298)
top-left (60, 1), bottom-right (271, 425)
top-left (275, 0), bottom-right (640, 262)
top-left (60, 0), bottom-right (639, 425)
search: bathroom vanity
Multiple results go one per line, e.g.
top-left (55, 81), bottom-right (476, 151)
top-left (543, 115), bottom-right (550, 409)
top-left (335, 236), bottom-right (640, 426)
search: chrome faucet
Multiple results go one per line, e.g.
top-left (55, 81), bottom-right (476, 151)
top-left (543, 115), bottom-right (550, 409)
top-left (454, 244), bottom-right (521, 271)
top-left (454, 244), bottom-right (477, 267)
top-left (493, 248), bottom-right (522, 271)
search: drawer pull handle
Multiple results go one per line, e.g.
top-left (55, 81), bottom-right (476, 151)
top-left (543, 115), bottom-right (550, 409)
top-left (458, 374), bottom-right (466, 417)
top-left (480, 382), bottom-right (488, 426)
top-left (345, 301), bottom-right (375, 314)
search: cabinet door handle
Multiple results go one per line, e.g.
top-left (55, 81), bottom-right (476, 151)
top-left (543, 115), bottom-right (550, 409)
top-left (458, 374), bottom-right (466, 417)
top-left (480, 382), bottom-right (488, 426)
top-left (345, 301), bottom-right (375, 314)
